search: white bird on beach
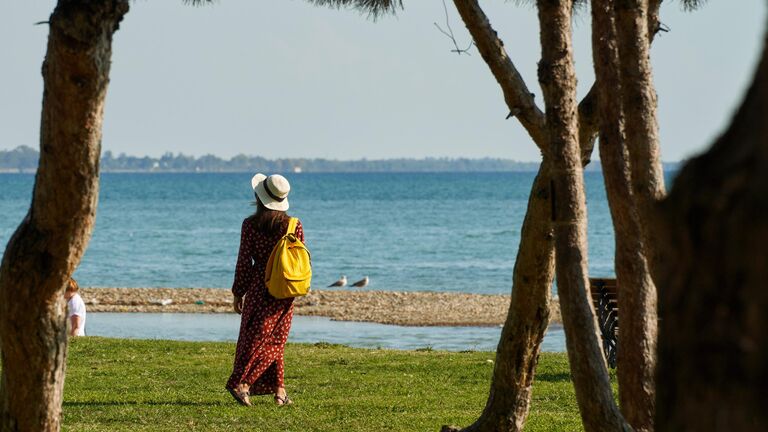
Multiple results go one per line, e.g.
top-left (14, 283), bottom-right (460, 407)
top-left (350, 276), bottom-right (369, 288)
top-left (328, 275), bottom-right (347, 287)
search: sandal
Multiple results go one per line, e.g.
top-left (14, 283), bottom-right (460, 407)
top-left (275, 394), bottom-right (293, 406)
top-left (227, 386), bottom-right (252, 407)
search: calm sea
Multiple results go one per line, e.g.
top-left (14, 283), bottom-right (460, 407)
top-left (0, 171), bottom-right (639, 295)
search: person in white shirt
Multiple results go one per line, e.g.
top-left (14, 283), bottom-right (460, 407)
top-left (65, 278), bottom-right (86, 337)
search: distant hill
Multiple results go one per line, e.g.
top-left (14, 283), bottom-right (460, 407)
top-left (97, 150), bottom-right (545, 173)
top-left (1, 147), bottom-right (542, 173)
top-left (0, 146), bottom-right (680, 173)
top-left (0, 146), bottom-right (38, 172)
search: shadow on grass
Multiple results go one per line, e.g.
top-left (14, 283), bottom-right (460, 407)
top-left (64, 400), bottom-right (227, 407)
top-left (535, 372), bottom-right (572, 383)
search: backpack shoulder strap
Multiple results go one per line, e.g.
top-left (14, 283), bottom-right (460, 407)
top-left (286, 217), bottom-right (298, 235)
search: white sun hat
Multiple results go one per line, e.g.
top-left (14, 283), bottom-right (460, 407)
top-left (251, 173), bottom-right (290, 211)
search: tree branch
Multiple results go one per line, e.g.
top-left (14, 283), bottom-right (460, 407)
top-left (452, 0), bottom-right (548, 150)
top-left (434, 0), bottom-right (474, 55)
top-left (578, 86), bottom-right (599, 164)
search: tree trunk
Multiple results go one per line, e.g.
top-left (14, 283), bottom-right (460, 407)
top-left (592, 1), bottom-right (656, 430)
top-left (0, 1), bottom-right (128, 430)
top-left (444, 0), bottom-right (666, 429)
top-left (431, 3), bottom-right (555, 431)
top-left (614, 0), bottom-right (666, 275)
top-left (441, 164), bottom-right (555, 432)
top-left (537, 1), bottom-right (629, 430)
top-left (655, 22), bottom-right (768, 432)
top-left (578, 0), bottom-right (662, 166)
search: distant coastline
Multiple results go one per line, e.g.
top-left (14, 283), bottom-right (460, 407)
top-left (0, 146), bottom-right (681, 173)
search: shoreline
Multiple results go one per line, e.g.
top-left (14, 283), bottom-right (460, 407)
top-left (80, 287), bottom-right (562, 327)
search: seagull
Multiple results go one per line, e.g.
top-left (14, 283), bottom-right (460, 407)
top-left (328, 275), bottom-right (347, 287)
top-left (350, 276), bottom-right (369, 288)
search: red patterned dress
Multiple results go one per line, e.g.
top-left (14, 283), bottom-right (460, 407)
top-left (227, 216), bottom-right (303, 395)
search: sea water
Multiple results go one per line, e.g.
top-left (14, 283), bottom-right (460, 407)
top-left (0, 171), bottom-right (620, 293)
top-left (1, 171), bottom-right (662, 350)
top-left (85, 313), bottom-right (567, 352)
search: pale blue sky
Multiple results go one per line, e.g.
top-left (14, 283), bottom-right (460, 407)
top-left (1, 1), bottom-right (764, 161)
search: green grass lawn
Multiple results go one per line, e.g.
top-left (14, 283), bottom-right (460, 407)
top-left (61, 337), bottom-right (588, 431)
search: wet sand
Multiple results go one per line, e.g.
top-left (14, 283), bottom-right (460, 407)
top-left (81, 287), bottom-right (562, 327)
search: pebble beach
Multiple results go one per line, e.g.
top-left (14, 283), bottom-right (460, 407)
top-left (81, 287), bottom-right (562, 327)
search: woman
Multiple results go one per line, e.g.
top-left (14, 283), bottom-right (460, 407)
top-left (226, 173), bottom-right (302, 407)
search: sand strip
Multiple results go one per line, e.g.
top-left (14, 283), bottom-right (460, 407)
top-left (81, 287), bottom-right (562, 327)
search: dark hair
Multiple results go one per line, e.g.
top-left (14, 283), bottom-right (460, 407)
top-left (251, 196), bottom-right (289, 236)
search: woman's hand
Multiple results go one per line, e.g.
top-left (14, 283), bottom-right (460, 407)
top-left (233, 295), bottom-right (244, 314)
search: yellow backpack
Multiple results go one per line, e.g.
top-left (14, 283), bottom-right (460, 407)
top-left (265, 217), bottom-right (312, 299)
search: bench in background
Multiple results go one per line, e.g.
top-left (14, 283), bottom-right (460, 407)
top-left (589, 277), bottom-right (618, 368)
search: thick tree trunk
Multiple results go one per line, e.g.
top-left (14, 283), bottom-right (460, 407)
top-left (442, 164), bottom-right (555, 432)
top-left (655, 23), bottom-right (768, 432)
top-left (614, 0), bottom-right (666, 275)
top-left (0, 1), bottom-right (128, 430)
top-left (578, 0), bottom-right (662, 164)
top-left (434, 3), bottom-right (556, 431)
top-left (537, 1), bottom-right (629, 430)
top-left (592, 1), bottom-right (656, 430)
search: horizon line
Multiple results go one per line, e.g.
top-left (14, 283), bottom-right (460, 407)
top-left (0, 145), bottom-right (683, 165)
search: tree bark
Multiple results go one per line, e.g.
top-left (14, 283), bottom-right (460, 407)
top-left (537, 1), bottom-right (629, 430)
top-left (441, 163), bottom-right (555, 432)
top-left (577, 0), bottom-right (662, 166)
top-left (445, 0), bottom-right (642, 429)
top-left (592, 1), bottom-right (656, 430)
top-left (0, 1), bottom-right (128, 431)
top-left (434, 3), bottom-right (558, 431)
top-left (655, 22), bottom-right (768, 432)
top-left (614, 0), bottom-right (666, 276)
top-left (443, 0), bottom-right (668, 430)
